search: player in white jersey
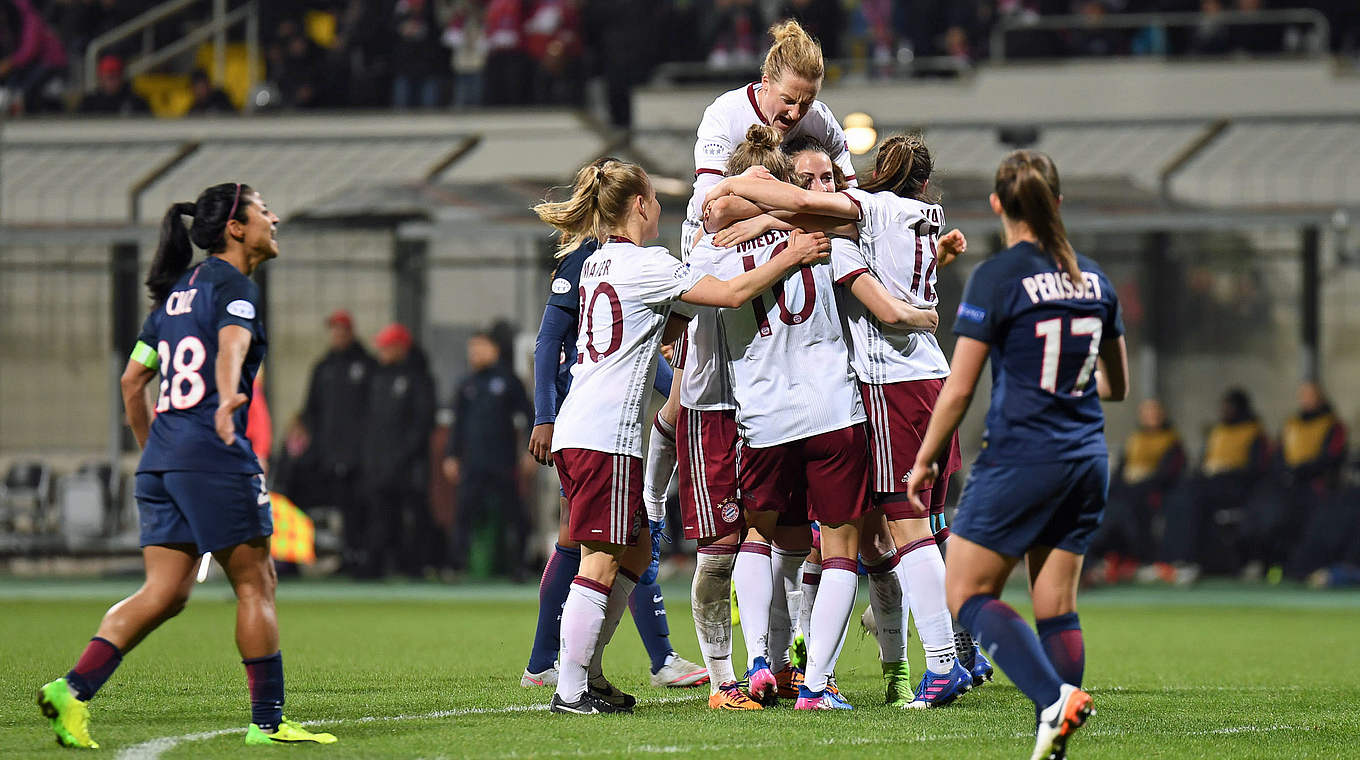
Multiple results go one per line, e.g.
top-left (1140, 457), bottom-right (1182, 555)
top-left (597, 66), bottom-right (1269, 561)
top-left (680, 19), bottom-right (856, 260)
top-left (701, 134), bottom-right (985, 709)
top-left (532, 157), bottom-right (830, 716)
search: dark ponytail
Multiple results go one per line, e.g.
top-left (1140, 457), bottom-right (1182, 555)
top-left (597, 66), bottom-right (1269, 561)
top-left (994, 151), bottom-right (1080, 284)
top-left (146, 182), bottom-right (252, 304)
top-left (860, 133), bottom-right (937, 203)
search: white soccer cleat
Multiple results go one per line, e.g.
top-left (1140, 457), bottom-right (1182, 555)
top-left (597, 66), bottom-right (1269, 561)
top-left (521, 665), bottom-right (558, 688)
top-left (1031, 684), bottom-right (1094, 760)
top-left (650, 652), bottom-right (710, 688)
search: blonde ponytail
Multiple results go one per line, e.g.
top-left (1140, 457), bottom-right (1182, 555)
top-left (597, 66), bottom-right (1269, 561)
top-left (534, 158), bottom-right (651, 257)
top-left (726, 124), bottom-right (794, 181)
top-left (763, 20), bottom-right (824, 84)
top-left (994, 150), bottom-right (1080, 284)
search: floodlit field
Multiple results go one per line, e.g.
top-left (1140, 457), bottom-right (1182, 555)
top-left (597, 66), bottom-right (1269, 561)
top-left (3, 578), bottom-right (1357, 759)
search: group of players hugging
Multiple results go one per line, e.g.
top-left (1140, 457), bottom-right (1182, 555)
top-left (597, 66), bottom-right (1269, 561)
top-left (529, 19), bottom-right (1129, 760)
top-left (35, 18), bottom-right (1128, 760)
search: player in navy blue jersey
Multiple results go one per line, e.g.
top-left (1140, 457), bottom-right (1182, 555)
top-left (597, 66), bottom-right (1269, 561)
top-left (906, 151), bottom-right (1128, 760)
top-left (37, 183), bottom-right (336, 749)
top-left (522, 233), bottom-right (707, 690)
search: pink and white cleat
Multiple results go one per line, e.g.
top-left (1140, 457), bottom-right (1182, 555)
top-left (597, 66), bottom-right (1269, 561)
top-left (744, 656), bottom-right (779, 706)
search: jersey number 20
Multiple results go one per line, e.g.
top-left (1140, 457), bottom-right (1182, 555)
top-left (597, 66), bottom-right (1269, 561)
top-left (578, 283), bottom-right (623, 362)
top-left (1034, 317), bottom-right (1102, 396)
top-left (155, 336), bottom-right (208, 412)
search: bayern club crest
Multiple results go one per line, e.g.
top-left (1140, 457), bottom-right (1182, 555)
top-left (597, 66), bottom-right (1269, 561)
top-left (719, 499), bottom-right (739, 524)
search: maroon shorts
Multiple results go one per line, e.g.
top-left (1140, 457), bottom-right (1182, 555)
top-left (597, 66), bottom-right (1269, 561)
top-left (879, 472), bottom-right (953, 521)
top-left (676, 407), bottom-right (743, 540)
top-left (553, 448), bottom-right (643, 546)
top-left (861, 379), bottom-right (962, 513)
top-left (739, 424), bottom-right (872, 526)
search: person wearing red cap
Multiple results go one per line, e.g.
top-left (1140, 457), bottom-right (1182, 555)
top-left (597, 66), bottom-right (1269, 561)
top-left (76, 54), bottom-right (150, 115)
top-left (357, 323), bottom-right (437, 578)
top-left (298, 309), bottom-right (376, 575)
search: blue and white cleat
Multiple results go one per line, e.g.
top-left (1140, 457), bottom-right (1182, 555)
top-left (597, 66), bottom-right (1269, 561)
top-left (904, 661), bottom-right (973, 709)
top-left (794, 685), bottom-right (854, 710)
top-left (970, 644), bottom-right (994, 686)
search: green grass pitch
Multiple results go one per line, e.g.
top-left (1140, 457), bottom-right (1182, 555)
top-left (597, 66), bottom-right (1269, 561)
top-left (3, 578), bottom-right (1357, 759)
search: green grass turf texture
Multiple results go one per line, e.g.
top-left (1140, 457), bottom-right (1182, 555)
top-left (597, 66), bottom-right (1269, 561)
top-left (2, 578), bottom-right (1357, 759)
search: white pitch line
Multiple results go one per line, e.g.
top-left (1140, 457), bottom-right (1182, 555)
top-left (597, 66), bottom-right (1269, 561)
top-left (114, 695), bottom-right (703, 760)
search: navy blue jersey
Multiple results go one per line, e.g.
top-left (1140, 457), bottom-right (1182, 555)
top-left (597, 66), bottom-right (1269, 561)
top-left (545, 239), bottom-right (597, 406)
top-left (953, 242), bottom-right (1123, 465)
top-left (137, 256), bottom-right (267, 473)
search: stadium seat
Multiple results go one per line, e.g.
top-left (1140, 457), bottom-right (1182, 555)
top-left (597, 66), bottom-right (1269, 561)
top-left (1, 460), bottom-right (53, 535)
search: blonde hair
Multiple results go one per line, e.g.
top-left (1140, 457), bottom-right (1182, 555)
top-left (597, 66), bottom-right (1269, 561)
top-left (762, 20), bottom-right (824, 84)
top-left (726, 125), bottom-right (794, 182)
top-left (994, 150), bottom-right (1080, 283)
top-left (534, 157), bottom-right (651, 257)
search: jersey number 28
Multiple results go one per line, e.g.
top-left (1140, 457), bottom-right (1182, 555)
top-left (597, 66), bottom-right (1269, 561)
top-left (1034, 317), bottom-right (1102, 396)
top-left (155, 336), bottom-right (208, 412)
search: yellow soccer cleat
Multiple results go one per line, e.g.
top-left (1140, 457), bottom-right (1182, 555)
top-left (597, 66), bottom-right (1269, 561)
top-left (37, 678), bottom-right (98, 749)
top-left (245, 717), bottom-right (337, 746)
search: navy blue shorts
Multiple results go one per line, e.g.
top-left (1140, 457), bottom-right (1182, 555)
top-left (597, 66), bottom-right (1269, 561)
top-left (952, 456), bottom-right (1108, 559)
top-left (135, 471), bottom-right (273, 554)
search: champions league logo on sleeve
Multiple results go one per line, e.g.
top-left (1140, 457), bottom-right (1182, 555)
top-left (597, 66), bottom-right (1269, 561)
top-left (551, 277), bottom-right (572, 294)
top-left (957, 303), bottom-right (986, 323)
top-left (226, 300), bottom-right (256, 319)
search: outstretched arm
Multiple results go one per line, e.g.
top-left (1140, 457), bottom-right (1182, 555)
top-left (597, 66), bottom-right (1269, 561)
top-left (682, 230), bottom-right (831, 308)
top-left (704, 176), bottom-right (860, 219)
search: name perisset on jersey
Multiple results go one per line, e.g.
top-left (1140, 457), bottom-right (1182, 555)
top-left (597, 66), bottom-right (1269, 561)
top-left (1021, 270), bottom-right (1103, 305)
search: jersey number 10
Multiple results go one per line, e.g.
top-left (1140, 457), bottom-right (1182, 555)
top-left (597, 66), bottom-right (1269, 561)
top-left (741, 244), bottom-right (817, 337)
top-left (1034, 317), bottom-right (1102, 396)
top-left (155, 336), bottom-right (208, 412)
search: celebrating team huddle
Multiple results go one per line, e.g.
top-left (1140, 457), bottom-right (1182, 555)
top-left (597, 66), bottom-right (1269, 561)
top-left (533, 19), bottom-right (1128, 760)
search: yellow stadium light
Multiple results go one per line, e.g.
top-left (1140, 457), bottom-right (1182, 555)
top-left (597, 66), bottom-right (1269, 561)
top-left (844, 112), bottom-right (877, 156)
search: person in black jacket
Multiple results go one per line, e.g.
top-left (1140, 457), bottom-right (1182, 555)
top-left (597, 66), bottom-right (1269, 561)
top-left (359, 323), bottom-right (437, 578)
top-left (442, 331), bottom-right (532, 579)
top-left (299, 310), bottom-right (376, 574)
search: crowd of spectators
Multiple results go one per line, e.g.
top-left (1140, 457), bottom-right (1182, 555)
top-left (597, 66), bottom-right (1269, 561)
top-left (1086, 382), bottom-right (1355, 588)
top-left (3, 1), bottom-right (1359, 120)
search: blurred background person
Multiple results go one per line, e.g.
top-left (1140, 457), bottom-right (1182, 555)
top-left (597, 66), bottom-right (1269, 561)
top-left (299, 310), bottom-right (375, 576)
top-left (444, 0), bottom-right (488, 109)
top-left (76, 54), bottom-right (148, 115)
top-left (442, 330), bottom-right (533, 580)
top-left (525, 0), bottom-right (583, 106)
top-left (0, 0), bottom-right (67, 115)
top-left (391, 0), bottom-right (445, 109)
top-left (483, 0), bottom-right (529, 105)
top-left (186, 68), bottom-right (236, 115)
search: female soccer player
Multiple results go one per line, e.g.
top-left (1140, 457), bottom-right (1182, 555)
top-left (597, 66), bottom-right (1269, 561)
top-left (522, 190), bottom-right (706, 691)
top-left (533, 158), bottom-right (829, 715)
top-left (907, 150), bottom-right (1128, 760)
top-left (37, 183), bottom-right (336, 748)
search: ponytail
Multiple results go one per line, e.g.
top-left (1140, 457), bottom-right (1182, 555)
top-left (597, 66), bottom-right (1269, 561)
top-left (994, 151), bottom-right (1080, 283)
top-left (860, 133), bottom-right (937, 202)
top-left (146, 182), bottom-right (254, 304)
top-left (534, 158), bottom-right (651, 257)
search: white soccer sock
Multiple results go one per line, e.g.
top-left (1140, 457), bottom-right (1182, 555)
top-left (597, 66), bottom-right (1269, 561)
top-left (588, 573), bottom-right (636, 681)
top-left (733, 541), bottom-right (774, 669)
top-left (691, 547), bottom-right (738, 690)
top-left (642, 414), bottom-right (677, 522)
top-left (556, 579), bottom-right (609, 702)
top-left (797, 561), bottom-right (821, 653)
top-left (866, 551), bottom-right (908, 664)
top-left (897, 540), bottom-right (956, 674)
top-left (767, 546), bottom-right (807, 672)
top-left (803, 564), bottom-right (857, 693)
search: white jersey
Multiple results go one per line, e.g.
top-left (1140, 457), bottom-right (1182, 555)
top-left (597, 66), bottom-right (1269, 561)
top-left (552, 239), bottom-right (703, 458)
top-left (715, 233), bottom-right (864, 447)
top-left (833, 188), bottom-right (951, 385)
top-left (682, 82), bottom-right (857, 257)
top-left (675, 234), bottom-right (734, 411)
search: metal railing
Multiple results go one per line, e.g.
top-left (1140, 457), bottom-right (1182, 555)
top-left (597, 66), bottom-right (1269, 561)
top-left (990, 9), bottom-right (1331, 62)
top-left (83, 0), bottom-right (260, 108)
top-left (651, 55), bottom-right (971, 86)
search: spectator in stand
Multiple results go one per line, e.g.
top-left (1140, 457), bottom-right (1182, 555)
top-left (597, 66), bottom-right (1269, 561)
top-left (186, 68), bottom-right (237, 115)
top-left (1244, 381), bottom-right (1348, 581)
top-left (77, 55), bottom-right (150, 115)
top-left (483, 0), bottom-right (529, 105)
top-left (443, 0), bottom-right (488, 108)
top-left (391, 0), bottom-right (445, 108)
top-left (359, 324), bottom-right (437, 579)
top-left (1087, 399), bottom-right (1186, 584)
top-left (1066, 0), bottom-right (1129, 56)
top-left (1190, 0), bottom-right (1232, 54)
top-left (268, 18), bottom-right (326, 109)
top-left (0, 0), bottom-right (67, 114)
top-left (524, 0), bottom-right (583, 106)
top-left (703, 0), bottom-right (763, 68)
top-left (582, 0), bottom-right (654, 129)
top-left (299, 310), bottom-right (376, 576)
top-left (1153, 387), bottom-right (1271, 582)
top-left (442, 331), bottom-right (533, 579)
top-left (777, 0), bottom-right (844, 59)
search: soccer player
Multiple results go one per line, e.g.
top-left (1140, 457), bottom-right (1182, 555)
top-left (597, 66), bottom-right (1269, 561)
top-left (37, 183), bottom-right (336, 748)
top-left (907, 150), bottom-right (1129, 760)
top-left (533, 158), bottom-right (830, 715)
top-left (524, 187), bottom-right (706, 690)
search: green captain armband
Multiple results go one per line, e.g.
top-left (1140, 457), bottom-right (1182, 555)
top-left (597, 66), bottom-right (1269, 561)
top-left (130, 341), bottom-right (159, 370)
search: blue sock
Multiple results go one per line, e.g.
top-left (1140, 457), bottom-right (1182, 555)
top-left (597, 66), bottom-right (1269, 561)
top-left (628, 581), bottom-right (673, 674)
top-left (527, 544), bottom-right (580, 673)
top-left (1036, 612), bottom-right (1084, 687)
top-left (242, 652), bottom-right (284, 731)
top-left (957, 594), bottom-right (1063, 709)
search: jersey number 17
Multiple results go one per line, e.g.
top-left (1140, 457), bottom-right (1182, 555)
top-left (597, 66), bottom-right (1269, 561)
top-left (1034, 317), bottom-right (1102, 396)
